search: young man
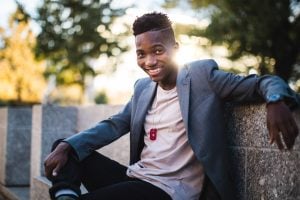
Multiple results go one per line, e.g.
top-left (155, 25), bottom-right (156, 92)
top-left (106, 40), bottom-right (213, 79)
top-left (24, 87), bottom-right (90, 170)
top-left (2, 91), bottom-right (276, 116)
top-left (44, 12), bottom-right (299, 200)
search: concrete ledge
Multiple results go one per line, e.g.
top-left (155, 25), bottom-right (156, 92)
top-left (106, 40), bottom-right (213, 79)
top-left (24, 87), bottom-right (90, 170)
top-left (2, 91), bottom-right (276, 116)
top-left (0, 184), bottom-right (29, 200)
top-left (30, 176), bottom-right (51, 200)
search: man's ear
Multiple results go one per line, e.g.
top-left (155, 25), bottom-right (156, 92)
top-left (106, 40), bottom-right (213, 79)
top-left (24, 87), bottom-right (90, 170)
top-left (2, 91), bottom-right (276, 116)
top-left (173, 42), bottom-right (179, 50)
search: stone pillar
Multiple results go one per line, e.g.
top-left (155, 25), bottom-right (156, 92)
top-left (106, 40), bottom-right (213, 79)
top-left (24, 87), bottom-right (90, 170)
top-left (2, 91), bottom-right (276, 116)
top-left (0, 107), bottom-right (32, 186)
top-left (30, 104), bottom-right (126, 200)
top-left (226, 104), bottom-right (300, 199)
top-left (30, 105), bottom-right (78, 200)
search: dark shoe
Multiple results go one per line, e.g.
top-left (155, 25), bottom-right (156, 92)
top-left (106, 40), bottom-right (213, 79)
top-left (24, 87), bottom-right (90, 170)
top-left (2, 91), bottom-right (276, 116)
top-left (56, 195), bottom-right (79, 200)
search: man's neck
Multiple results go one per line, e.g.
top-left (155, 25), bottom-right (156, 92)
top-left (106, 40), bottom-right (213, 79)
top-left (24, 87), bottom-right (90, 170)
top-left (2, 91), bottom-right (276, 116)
top-left (158, 70), bottom-right (177, 90)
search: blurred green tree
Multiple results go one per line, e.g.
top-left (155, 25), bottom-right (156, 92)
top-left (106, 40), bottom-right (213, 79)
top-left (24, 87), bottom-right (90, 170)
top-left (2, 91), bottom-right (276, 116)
top-left (0, 3), bottom-right (46, 106)
top-left (35, 0), bottom-right (127, 103)
top-left (165, 0), bottom-right (300, 82)
top-left (94, 90), bottom-right (108, 104)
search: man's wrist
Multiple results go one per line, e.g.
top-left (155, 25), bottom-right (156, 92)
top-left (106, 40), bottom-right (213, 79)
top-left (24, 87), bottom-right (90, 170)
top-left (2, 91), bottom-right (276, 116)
top-left (57, 141), bottom-right (72, 153)
top-left (267, 99), bottom-right (284, 105)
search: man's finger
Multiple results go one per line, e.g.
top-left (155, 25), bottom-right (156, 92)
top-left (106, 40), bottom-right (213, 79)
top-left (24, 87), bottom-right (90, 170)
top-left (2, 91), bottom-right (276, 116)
top-left (269, 126), bottom-right (278, 144)
top-left (278, 123), bottom-right (293, 149)
top-left (45, 163), bottom-right (54, 178)
top-left (269, 124), bottom-right (284, 149)
top-left (52, 164), bottom-right (62, 177)
top-left (275, 132), bottom-right (284, 150)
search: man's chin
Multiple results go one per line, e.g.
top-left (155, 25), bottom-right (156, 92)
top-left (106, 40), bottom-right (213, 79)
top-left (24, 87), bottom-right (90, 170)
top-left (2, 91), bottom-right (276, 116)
top-left (149, 76), bottom-right (163, 82)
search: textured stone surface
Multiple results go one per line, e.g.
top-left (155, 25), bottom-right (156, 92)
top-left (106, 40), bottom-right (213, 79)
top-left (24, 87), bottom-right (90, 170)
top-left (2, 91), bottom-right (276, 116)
top-left (226, 104), bottom-right (300, 150)
top-left (226, 104), bottom-right (300, 200)
top-left (225, 103), bottom-right (271, 148)
top-left (0, 107), bottom-right (32, 186)
top-left (246, 149), bottom-right (300, 200)
top-left (30, 176), bottom-right (51, 200)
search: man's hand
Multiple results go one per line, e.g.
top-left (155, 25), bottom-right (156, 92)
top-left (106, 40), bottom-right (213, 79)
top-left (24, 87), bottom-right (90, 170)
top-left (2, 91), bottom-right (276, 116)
top-left (267, 101), bottom-right (299, 150)
top-left (44, 142), bottom-right (71, 178)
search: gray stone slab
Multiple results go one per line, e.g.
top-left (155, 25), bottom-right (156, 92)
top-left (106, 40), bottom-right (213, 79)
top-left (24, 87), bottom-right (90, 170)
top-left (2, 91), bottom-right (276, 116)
top-left (246, 149), bottom-right (300, 200)
top-left (31, 105), bottom-right (78, 181)
top-left (5, 128), bottom-right (31, 185)
top-left (0, 107), bottom-right (32, 186)
top-left (7, 107), bottom-right (32, 129)
top-left (226, 104), bottom-right (300, 151)
top-left (41, 105), bottom-right (78, 133)
top-left (225, 103), bottom-right (270, 148)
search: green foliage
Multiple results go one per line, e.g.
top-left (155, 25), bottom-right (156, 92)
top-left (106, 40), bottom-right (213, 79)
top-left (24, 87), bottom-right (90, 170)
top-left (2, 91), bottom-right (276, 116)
top-left (94, 90), bottom-right (108, 104)
top-left (165, 0), bottom-right (300, 82)
top-left (35, 0), bottom-right (127, 91)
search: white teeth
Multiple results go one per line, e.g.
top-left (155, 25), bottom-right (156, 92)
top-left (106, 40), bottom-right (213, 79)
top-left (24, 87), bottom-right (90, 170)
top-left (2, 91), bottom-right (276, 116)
top-left (148, 68), bottom-right (161, 74)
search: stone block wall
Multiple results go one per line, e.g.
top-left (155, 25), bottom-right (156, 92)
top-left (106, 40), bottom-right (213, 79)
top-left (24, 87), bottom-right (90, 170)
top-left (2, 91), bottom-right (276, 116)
top-left (226, 104), bottom-right (300, 199)
top-left (0, 103), bottom-right (299, 200)
top-left (0, 107), bottom-right (32, 186)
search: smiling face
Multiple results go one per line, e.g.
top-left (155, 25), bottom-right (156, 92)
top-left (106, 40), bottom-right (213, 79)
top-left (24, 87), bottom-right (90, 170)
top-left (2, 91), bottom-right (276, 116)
top-left (135, 30), bottom-right (178, 88)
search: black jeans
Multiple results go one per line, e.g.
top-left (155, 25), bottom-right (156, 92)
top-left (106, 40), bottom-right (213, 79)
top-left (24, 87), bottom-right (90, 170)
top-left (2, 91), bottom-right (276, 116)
top-left (48, 140), bottom-right (172, 200)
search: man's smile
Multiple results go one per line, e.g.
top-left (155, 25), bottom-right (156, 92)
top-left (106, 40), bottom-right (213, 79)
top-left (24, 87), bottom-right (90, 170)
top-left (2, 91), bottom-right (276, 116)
top-left (145, 67), bottom-right (163, 77)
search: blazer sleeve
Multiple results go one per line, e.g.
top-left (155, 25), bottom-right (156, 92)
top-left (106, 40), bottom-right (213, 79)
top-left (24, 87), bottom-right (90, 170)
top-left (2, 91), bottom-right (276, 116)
top-left (195, 59), bottom-right (300, 107)
top-left (64, 99), bottom-right (132, 161)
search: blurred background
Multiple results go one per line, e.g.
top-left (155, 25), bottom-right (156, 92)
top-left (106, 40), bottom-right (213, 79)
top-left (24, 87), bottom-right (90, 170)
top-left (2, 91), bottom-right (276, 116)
top-left (0, 0), bottom-right (299, 106)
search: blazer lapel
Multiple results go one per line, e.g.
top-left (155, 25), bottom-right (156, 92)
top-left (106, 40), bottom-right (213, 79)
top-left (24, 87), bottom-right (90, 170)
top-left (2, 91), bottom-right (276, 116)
top-left (177, 66), bottom-right (191, 134)
top-left (132, 81), bottom-right (157, 146)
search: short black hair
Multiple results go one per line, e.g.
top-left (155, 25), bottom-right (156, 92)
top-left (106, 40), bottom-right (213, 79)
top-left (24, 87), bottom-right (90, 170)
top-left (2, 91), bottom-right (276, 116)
top-left (132, 12), bottom-right (175, 44)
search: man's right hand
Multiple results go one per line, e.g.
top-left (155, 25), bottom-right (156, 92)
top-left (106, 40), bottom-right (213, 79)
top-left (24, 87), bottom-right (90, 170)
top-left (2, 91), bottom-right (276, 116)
top-left (44, 142), bottom-right (71, 178)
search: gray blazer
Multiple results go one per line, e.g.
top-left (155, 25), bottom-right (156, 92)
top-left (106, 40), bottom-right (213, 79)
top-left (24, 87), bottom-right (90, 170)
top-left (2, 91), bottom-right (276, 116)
top-left (66, 59), bottom-right (299, 200)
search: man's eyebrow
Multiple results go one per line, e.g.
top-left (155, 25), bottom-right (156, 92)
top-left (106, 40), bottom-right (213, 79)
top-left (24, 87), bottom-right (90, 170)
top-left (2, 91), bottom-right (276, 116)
top-left (151, 43), bottom-right (164, 47)
top-left (135, 43), bottom-right (166, 52)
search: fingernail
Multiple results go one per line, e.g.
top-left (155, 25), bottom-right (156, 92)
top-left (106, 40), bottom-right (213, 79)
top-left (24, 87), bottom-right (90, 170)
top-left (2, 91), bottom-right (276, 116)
top-left (52, 172), bottom-right (57, 176)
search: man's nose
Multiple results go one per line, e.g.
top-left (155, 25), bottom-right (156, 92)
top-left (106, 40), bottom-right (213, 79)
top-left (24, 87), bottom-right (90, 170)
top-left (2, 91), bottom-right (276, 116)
top-left (145, 55), bottom-right (157, 67)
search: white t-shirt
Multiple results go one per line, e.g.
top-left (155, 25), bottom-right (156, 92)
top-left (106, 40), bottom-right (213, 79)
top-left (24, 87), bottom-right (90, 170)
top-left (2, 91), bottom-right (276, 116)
top-left (127, 86), bottom-right (205, 200)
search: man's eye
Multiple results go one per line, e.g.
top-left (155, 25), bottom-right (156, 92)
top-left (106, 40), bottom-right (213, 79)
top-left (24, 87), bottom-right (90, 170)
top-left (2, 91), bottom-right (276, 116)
top-left (155, 49), bottom-right (163, 54)
top-left (137, 52), bottom-right (145, 58)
